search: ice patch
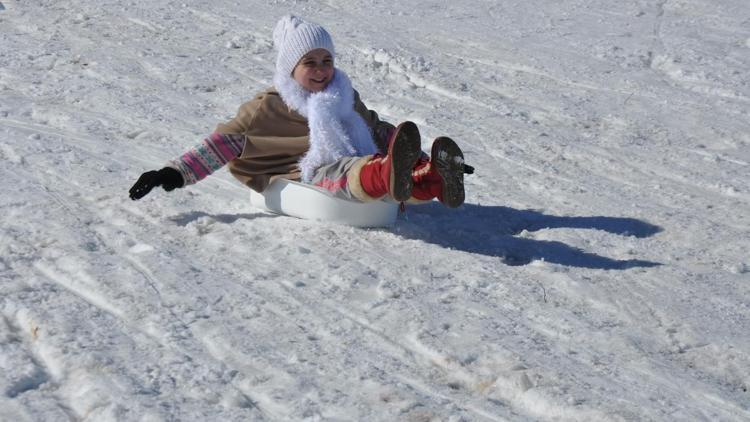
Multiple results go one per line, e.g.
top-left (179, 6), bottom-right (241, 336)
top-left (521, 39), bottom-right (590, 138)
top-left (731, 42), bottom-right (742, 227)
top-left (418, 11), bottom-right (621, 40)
top-left (728, 263), bottom-right (748, 274)
top-left (128, 243), bottom-right (154, 254)
top-left (0, 143), bottom-right (24, 164)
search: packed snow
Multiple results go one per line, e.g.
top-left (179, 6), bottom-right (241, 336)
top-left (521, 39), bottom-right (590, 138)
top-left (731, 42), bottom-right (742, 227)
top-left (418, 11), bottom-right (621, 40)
top-left (1, 0), bottom-right (749, 420)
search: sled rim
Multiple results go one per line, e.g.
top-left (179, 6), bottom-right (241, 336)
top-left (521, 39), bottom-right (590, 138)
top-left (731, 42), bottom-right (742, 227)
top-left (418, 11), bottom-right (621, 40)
top-left (248, 179), bottom-right (399, 227)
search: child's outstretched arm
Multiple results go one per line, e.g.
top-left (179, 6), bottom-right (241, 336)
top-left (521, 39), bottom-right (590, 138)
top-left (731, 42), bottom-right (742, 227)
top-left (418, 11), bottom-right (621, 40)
top-left (167, 133), bottom-right (244, 185)
top-left (128, 133), bottom-right (244, 200)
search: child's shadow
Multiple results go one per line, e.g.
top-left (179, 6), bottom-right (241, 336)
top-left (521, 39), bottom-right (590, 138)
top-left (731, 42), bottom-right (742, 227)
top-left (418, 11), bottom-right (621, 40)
top-left (396, 203), bottom-right (663, 269)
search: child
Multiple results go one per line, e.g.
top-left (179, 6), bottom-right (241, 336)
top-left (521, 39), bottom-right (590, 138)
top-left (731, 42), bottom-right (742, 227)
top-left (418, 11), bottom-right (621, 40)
top-left (129, 15), bottom-right (468, 208)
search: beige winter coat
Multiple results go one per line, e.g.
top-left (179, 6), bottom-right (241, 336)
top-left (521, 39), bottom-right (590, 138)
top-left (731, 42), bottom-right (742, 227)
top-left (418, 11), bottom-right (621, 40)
top-left (215, 87), bottom-right (393, 192)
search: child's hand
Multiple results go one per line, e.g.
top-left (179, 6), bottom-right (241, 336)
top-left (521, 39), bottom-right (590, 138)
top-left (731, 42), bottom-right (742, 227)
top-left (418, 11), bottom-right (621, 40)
top-left (129, 168), bottom-right (183, 200)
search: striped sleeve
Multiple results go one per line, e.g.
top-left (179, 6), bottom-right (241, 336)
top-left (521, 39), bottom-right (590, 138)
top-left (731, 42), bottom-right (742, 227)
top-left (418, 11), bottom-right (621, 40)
top-left (167, 133), bottom-right (245, 186)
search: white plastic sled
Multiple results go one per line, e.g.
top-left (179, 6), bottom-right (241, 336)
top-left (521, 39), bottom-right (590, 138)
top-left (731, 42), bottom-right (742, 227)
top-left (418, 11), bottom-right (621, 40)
top-left (249, 178), bottom-right (399, 227)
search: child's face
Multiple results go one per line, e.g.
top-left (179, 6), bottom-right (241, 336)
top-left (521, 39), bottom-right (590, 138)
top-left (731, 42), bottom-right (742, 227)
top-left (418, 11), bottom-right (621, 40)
top-left (292, 48), bottom-right (335, 92)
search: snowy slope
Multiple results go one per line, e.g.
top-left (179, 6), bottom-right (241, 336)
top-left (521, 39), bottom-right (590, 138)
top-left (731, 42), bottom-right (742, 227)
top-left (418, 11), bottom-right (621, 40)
top-left (1, 0), bottom-right (749, 420)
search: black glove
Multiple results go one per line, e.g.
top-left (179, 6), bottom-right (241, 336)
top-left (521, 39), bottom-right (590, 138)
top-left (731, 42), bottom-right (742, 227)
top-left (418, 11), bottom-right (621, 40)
top-left (129, 167), bottom-right (184, 200)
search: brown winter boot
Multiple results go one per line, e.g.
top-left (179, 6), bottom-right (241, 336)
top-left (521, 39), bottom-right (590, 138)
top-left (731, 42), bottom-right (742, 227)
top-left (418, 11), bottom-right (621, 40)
top-left (355, 121), bottom-right (422, 201)
top-left (410, 137), bottom-right (465, 207)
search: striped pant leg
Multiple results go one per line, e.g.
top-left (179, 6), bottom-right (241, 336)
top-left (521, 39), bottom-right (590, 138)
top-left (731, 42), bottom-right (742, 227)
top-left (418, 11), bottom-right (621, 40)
top-left (308, 155), bottom-right (375, 202)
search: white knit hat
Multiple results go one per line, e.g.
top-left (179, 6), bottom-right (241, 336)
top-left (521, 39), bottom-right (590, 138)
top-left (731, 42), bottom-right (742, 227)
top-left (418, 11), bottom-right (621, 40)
top-left (273, 15), bottom-right (335, 77)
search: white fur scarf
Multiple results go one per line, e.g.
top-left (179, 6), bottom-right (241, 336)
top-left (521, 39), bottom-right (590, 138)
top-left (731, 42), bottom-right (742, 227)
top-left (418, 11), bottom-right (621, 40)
top-left (273, 69), bottom-right (378, 182)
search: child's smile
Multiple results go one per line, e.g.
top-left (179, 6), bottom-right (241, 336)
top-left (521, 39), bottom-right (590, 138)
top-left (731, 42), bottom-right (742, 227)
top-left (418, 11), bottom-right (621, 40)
top-left (293, 48), bottom-right (335, 92)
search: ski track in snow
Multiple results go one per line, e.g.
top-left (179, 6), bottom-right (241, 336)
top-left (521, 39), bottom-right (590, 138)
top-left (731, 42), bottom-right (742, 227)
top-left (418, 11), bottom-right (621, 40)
top-left (1, 0), bottom-right (750, 420)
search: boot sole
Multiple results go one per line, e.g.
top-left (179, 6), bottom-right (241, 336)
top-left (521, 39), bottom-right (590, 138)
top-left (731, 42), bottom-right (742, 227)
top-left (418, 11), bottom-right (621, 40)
top-left (431, 137), bottom-right (465, 208)
top-left (389, 122), bottom-right (422, 202)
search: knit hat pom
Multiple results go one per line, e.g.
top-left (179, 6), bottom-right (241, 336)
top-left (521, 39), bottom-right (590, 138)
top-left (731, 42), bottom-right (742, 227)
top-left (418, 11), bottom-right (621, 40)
top-left (273, 15), bottom-right (335, 77)
top-left (272, 15), bottom-right (302, 49)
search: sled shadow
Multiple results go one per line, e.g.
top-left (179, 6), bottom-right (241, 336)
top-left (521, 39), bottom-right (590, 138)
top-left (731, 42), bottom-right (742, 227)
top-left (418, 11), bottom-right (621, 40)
top-left (395, 203), bottom-right (662, 270)
top-left (169, 211), bottom-right (278, 226)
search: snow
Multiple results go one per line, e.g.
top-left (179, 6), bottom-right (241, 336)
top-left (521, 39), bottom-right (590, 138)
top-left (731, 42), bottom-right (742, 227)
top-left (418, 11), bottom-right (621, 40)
top-left (1, 0), bottom-right (749, 420)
